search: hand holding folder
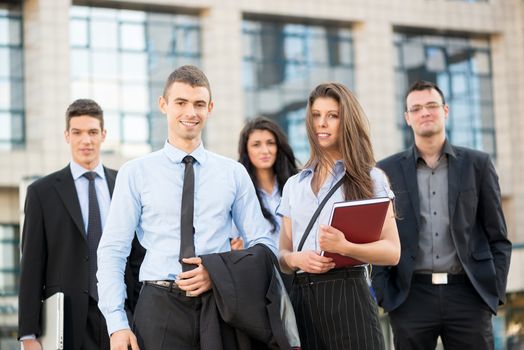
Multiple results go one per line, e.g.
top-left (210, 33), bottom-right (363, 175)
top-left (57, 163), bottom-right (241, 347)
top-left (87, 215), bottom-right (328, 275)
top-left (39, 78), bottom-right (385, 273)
top-left (321, 197), bottom-right (390, 268)
top-left (21, 292), bottom-right (64, 350)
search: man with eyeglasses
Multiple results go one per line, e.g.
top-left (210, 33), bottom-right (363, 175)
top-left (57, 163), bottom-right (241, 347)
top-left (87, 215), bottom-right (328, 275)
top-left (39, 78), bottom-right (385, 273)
top-left (372, 80), bottom-right (511, 349)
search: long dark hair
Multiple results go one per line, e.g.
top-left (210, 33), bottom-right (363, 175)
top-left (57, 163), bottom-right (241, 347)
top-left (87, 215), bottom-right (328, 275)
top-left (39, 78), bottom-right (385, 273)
top-left (305, 83), bottom-right (375, 201)
top-left (238, 117), bottom-right (299, 232)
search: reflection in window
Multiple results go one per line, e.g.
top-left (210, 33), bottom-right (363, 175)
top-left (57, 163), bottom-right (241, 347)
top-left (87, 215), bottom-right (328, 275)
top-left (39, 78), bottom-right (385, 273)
top-left (0, 225), bottom-right (19, 296)
top-left (394, 33), bottom-right (496, 157)
top-left (0, 4), bottom-right (24, 150)
top-left (243, 19), bottom-right (354, 163)
top-left (70, 6), bottom-right (201, 150)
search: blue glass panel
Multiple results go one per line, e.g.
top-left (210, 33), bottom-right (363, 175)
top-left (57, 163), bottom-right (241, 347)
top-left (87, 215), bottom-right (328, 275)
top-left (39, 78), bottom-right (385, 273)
top-left (70, 6), bottom-right (201, 148)
top-left (242, 18), bottom-right (354, 160)
top-left (0, 5), bottom-right (25, 148)
top-left (394, 32), bottom-right (495, 158)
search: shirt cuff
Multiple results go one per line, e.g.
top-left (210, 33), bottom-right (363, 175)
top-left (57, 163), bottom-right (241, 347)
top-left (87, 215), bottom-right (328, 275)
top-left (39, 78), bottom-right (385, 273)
top-left (104, 310), bottom-right (131, 336)
top-left (20, 334), bottom-right (36, 341)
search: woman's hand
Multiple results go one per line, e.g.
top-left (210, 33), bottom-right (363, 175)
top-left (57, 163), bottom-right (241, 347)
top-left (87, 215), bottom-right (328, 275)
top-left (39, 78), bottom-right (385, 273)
top-left (318, 224), bottom-right (347, 254)
top-left (289, 250), bottom-right (335, 274)
top-left (230, 237), bottom-right (244, 250)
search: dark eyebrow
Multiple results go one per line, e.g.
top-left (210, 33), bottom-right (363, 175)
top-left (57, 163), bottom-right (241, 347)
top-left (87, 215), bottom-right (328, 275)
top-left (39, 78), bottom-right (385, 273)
top-left (70, 128), bottom-right (99, 132)
top-left (173, 97), bottom-right (207, 105)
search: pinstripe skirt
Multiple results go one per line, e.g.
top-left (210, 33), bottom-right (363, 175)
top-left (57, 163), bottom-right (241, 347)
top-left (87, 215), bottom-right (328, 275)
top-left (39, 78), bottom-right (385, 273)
top-left (291, 266), bottom-right (385, 350)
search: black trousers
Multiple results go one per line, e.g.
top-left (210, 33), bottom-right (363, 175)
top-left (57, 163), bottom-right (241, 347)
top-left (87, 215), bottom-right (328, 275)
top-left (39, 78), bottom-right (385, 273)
top-left (388, 275), bottom-right (494, 350)
top-left (81, 296), bottom-right (110, 350)
top-left (133, 284), bottom-right (202, 350)
top-left (291, 267), bottom-right (385, 350)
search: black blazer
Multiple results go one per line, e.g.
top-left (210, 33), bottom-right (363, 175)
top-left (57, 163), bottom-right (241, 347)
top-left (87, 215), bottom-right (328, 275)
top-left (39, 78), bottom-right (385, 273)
top-left (372, 144), bottom-right (512, 314)
top-left (18, 165), bottom-right (144, 350)
top-left (200, 244), bottom-right (295, 350)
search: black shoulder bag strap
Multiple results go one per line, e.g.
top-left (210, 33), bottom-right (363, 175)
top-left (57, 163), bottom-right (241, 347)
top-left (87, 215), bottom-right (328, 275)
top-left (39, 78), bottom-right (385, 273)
top-left (297, 177), bottom-right (344, 252)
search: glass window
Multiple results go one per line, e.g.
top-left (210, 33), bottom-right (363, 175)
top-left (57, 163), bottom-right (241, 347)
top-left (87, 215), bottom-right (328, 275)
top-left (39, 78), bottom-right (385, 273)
top-left (0, 225), bottom-right (20, 296)
top-left (0, 4), bottom-right (24, 150)
top-left (446, 0), bottom-right (488, 2)
top-left (121, 23), bottom-right (145, 51)
top-left (70, 6), bottom-right (201, 150)
top-left (394, 32), bottom-right (495, 157)
top-left (242, 18), bottom-right (354, 163)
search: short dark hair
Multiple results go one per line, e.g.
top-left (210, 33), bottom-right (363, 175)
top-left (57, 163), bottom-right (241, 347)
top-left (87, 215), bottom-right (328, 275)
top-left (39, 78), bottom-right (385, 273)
top-left (405, 80), bottom-right (446, 111)
top-left (238, 117), bottom-right (298, 232)
top-left (65, 99), bottom-right (104, 130)
top-left (163, 65), bottom-right (212, 101)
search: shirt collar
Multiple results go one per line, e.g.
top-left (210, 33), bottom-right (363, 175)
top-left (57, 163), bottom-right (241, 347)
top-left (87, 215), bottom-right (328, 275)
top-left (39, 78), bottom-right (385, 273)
top-left (413, 139), bottom-right (456, 164)
top-left (259, 179), bottom-right (279, 197)
top-left (163, 140), bottom-right (207, 165)
top-left (298, 159), bottom-right (345, 182)
top-left (70, 160), bottom-right (106, 181)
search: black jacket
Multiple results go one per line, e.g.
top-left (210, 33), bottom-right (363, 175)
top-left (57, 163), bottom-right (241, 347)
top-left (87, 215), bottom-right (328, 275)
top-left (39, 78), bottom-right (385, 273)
top-left (372, 145), bottom-right (512, 314)
top-left (200, 244), bottom-right (299, 350)
top-left (18, 165), bottom-right (145, 349)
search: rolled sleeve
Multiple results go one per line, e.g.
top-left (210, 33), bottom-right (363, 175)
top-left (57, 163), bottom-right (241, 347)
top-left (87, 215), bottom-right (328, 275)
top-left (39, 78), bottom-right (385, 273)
top-left (372, 167), bottom-right (395, 199)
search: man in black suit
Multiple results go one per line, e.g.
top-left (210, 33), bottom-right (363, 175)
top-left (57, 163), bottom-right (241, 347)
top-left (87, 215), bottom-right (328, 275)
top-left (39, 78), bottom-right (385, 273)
top-left (18, 99), bottom-right (143, 350)
top-left (372, 80), bottom-right (512, 349)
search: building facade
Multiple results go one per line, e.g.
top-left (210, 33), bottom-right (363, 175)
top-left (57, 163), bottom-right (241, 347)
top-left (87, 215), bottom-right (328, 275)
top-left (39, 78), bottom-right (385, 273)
top-left (1, 0), bottom-right (523, 348)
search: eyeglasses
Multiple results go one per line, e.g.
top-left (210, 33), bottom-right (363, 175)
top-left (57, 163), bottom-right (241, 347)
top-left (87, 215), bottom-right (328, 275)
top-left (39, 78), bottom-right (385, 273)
top-left (407, 102), bottom-right (444, 114)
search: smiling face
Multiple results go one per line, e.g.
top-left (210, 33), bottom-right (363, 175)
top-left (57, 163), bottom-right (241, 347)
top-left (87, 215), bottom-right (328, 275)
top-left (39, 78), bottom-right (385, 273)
top-left (311, 97), bottom-right (341, 159)
top-left (405, 88), bottom-right (448, 140)
top-left (64, 115), bottom-right (106, 170)
top-left (247, 129), bottom-right (277, 171)
top-left (159, 81), bottom-right (214, 152)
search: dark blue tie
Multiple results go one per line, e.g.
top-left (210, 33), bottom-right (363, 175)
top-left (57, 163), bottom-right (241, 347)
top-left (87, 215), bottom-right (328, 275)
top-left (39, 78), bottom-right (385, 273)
top-left (83, 171), bottom-right (102, 300)
top-left (179, 156), bottom-right (196, 272)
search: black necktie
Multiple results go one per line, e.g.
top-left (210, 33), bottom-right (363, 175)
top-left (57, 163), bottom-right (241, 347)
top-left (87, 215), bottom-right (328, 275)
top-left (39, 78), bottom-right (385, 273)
top-left (83, 171), bottom-right (102, 300)
top-left (179, 156), bottom-right (196, 272)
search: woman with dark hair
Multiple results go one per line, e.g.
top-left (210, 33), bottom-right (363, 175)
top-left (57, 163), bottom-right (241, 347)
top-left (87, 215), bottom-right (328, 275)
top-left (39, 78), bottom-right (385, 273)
top-left (278, 83), bottom-right (400, 349)
top-left (231, 117), bottom-right (299, 249)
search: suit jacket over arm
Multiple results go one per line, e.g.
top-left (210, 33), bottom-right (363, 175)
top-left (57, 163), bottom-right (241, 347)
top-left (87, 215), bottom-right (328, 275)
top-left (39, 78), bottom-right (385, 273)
top-left (200, 244), bottom-right (299, 350)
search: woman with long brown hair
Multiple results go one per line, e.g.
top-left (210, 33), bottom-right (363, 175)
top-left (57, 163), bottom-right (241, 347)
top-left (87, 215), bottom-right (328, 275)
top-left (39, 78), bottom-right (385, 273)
top-left (231, 117), bottom-right (299, 250)
top-left (278, 82), bottom-right (400, 349)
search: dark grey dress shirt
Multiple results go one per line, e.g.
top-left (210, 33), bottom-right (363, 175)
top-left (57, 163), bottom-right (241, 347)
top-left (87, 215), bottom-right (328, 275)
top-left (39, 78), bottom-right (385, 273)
top-left (413, 142), bottom-right (463, 274)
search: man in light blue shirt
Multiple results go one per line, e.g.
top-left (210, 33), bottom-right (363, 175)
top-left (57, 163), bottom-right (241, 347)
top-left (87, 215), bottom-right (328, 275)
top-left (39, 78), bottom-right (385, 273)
top-left (97, 65), bottom-right (276, 350)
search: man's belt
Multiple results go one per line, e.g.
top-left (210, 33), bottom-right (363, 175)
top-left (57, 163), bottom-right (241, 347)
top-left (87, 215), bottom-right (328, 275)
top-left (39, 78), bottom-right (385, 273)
top-left (144, 280), bottom-right (197, 297)
top-left (412, 273), bottom-right (468, 285)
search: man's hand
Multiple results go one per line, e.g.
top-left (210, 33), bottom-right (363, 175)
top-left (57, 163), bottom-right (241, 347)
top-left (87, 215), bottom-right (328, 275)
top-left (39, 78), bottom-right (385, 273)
top-left (290, 250), bottom-right (335, 274)
top-left (319, 224), bottom-right (347, 254)
top-left (177, 257), bottom-right (212, 296)
top-left (110, 329), bottom-right (139, 350)
top-left (230, 237), bottom-right (244, 250)
top-left (21, 339), bottom-right (42, 350)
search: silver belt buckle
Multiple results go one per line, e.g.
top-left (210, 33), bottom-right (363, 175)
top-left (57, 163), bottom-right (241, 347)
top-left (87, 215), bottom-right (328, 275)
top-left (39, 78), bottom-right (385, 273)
top-left (431, 273), bottom-right (448, 285)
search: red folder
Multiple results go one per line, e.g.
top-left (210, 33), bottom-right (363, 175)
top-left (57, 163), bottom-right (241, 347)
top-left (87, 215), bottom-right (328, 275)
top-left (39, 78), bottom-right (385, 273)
top-left (323, 197), bottom-right (390, 267)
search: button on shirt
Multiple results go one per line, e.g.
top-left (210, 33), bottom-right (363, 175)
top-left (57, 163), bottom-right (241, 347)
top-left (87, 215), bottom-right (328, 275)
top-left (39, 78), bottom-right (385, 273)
top-left (70, 160), bottom-right (110, 234)
top-left (413, 143), bottom-right (463, 274)
top-left (97, 141), bottom-right (276, 334)
top-left (277, 161), bottom-right (394, 253)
